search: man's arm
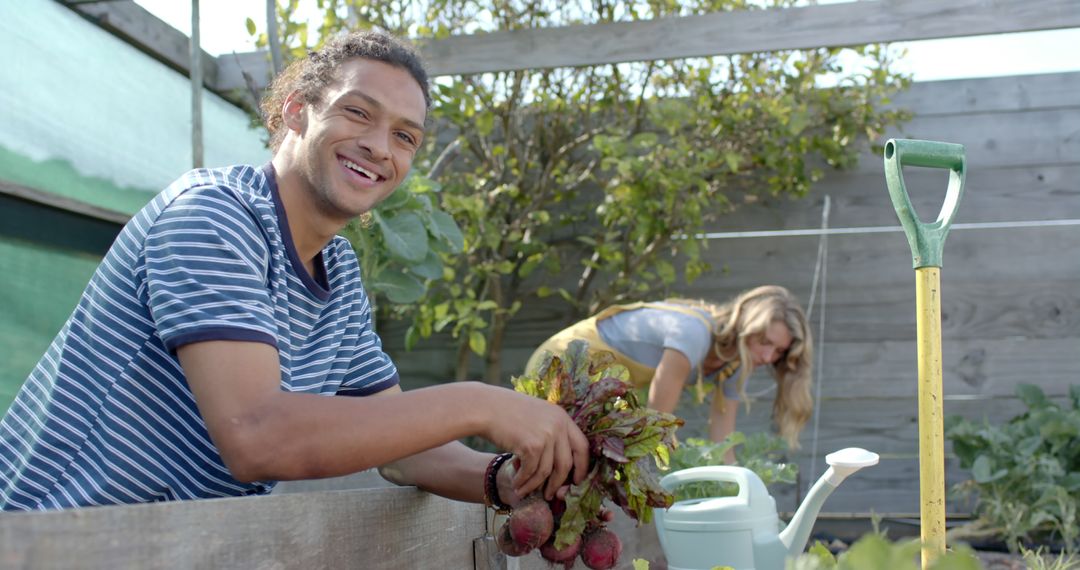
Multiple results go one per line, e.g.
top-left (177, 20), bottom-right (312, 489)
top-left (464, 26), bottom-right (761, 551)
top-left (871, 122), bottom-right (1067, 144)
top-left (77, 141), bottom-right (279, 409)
top-left (177, 340), bottom-right (588, 500)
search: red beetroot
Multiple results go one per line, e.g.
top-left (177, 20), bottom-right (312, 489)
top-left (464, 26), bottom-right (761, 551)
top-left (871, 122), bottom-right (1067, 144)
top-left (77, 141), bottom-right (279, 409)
top-left (580, 527), bottom-right (622, 570)
top-left (549, 497), bottom-right (567, 519)
top-left (506, 495), bottom-right (555, 550)
top-left (540, 534), bottom-right (582, 568)
top-left (496, 522), bottom-right (532, 556)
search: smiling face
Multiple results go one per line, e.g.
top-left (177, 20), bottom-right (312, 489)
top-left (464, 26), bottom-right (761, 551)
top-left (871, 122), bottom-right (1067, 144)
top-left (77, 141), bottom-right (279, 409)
top-left (284, 58), bottom-right (427, 224)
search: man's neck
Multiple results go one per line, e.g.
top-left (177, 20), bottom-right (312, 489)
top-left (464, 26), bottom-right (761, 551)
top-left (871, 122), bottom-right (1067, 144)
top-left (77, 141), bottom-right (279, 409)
top-left (270, 156), bottom-right (347, 269)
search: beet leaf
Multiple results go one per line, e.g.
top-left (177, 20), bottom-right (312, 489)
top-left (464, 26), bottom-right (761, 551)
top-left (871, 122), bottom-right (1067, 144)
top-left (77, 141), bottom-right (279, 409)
top-left (512, 339), bottom-right (683, 549)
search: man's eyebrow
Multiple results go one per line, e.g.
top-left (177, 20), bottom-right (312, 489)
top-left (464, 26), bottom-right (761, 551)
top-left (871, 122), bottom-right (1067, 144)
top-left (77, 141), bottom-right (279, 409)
top-left (342, 89), bottom-right (426, 132)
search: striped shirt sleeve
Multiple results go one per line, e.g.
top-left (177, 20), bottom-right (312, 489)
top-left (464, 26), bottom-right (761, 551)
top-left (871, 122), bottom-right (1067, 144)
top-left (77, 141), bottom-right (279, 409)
top-left (144, 186), bottom-right (278, 351)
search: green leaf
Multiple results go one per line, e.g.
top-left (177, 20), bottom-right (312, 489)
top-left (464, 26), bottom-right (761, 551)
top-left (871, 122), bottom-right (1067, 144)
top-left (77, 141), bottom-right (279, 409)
top-left (723, 151), bottom-right (741, 173)
top-left (371, 271), bottom-right (425, 304)
top-left (375, 211), bottom-right (428, 262)
top-left (429, 210), bottom-right (465, 253)
top-left (245, 17), bottom-right (257, 36)
top-left (971, 455), bottom-right (991, 483)
top-left (476, 111), bottom-right (495, 136)
top-left (468, 330), bottom-right (486, 355)
top-left (655, 259), bottom-right (675, 283)
top-left (1016, 383), bottom-right (1048, 410)
top-left (404, 324), bottom-right (420, 350)
top-left (836, 534), bottom-right (920, 570)
top-left (411, 250), bottom-right (443, 280)
top-left (970, 455), bottom-right (1006, 484)
top-left (377, 186), bottom-right (412, 211)
top-left (807, 541), bottom-right (836, 564)
top-left (927, 547), bottom-right (983, 570)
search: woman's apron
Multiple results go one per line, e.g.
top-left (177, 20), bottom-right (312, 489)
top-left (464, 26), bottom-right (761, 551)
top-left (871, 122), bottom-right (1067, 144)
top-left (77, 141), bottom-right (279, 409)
top-left (526, 302), bottom-right (738, 395)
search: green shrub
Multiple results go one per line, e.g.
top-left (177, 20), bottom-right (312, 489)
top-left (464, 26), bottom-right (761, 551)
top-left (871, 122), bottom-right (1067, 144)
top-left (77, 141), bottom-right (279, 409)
top-left (786, 533), bottom-right (983, 570)
top-left (631, 533), bottom-right (986, 570)
top-left (945, 383), bottom-right (1080, 554)
top-left (667, 432), bottom-right (798, 502)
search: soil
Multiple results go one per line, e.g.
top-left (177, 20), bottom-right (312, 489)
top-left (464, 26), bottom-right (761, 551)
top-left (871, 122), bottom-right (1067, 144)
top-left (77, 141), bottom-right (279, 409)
top-left (973, 550), bottom-right (1028, 570)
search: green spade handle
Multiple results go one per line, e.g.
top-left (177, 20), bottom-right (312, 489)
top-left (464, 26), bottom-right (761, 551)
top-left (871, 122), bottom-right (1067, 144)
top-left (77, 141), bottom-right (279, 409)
top-left (883, 139), bottom-right (966, 268)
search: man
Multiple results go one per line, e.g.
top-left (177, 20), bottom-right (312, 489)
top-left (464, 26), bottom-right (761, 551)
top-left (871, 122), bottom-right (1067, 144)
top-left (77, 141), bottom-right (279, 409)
top-left (0, 31), bottom-right (588, 511)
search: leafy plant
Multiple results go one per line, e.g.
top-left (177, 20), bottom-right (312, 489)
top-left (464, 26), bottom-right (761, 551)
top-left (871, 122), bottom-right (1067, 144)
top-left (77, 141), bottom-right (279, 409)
top-left (511, 340), bottom-right (683, 550)
top-left (1021, 546), bottom-right (1080, 570)
top-left (786, 534), bottom-right (984, 570)
top-left (338, 173), bottom-right (464, 306)
top-left (945, 383), bottom-right (1080, 554)
top-left (667, 432), bottom-right (798, 502)
top-left (262, 0), bottom-right (912, 384)
top-left (631, 534), bottom-right (986, 570)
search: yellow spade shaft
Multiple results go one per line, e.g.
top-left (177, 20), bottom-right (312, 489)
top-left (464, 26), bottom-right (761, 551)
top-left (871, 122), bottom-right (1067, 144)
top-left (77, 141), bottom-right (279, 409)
top-left (884, 138), bottom-right (965, 568)
top-left (916, 267), bottom-right (946, 565)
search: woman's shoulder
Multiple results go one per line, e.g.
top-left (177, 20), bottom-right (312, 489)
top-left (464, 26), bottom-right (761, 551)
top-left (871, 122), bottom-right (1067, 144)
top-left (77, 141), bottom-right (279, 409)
top-left (646, 302), bottom-right (712, 326)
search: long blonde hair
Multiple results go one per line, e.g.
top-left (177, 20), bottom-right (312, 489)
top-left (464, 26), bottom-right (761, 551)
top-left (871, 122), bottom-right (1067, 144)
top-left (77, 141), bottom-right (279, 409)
top-left (667, 285), bottom-right (813, 448)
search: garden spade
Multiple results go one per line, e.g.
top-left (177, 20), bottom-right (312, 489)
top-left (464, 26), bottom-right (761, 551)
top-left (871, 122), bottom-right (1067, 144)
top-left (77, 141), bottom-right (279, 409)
top-left (883, 138), bottom-right (966, 567)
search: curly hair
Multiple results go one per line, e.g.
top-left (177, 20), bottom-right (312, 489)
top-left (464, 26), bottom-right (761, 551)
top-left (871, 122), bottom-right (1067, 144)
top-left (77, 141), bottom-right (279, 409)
top-left (260, 30), bottom-right (431, 152)
top-left (667, 285), bottom-right (813, 448)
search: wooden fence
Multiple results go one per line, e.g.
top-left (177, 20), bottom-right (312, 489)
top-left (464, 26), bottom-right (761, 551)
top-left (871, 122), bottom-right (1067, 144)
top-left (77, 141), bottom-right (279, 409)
top-left (383, 70), bottom-right (1080, 516)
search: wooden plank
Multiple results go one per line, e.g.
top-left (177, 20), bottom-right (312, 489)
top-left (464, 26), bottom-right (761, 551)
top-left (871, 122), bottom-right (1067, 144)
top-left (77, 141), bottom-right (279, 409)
top-left (215, 50), bottom-right (271, 97)
top-left (890, 71), bottom-right (1080, 117)
top-left (273, 469), bottom-right (396, 494)
top-left (0, 179), bottom-right (130, 225)
top-left (850, 107), bottom-right (1080, 172)
top-left (701, 164), bottom-right (1080, 231)
top-left (766, 457), bottom-right (977, 514)
top-left (214, 0), bottom-right (1080, 88)
top-left (814, 338), bottom-right (1080, 400)
top-left (384, 243), bottom-right (1078, 350)
top-left (684, 228), bottom-right (1080, 340)
top-left (384, 263), bottom-right (1080, 383)
top-left (425, 224), bottom-right (1080, 345)
top-left (62, 0), bottom-right (220, 87)
top-left (633, 336), bottom-right (1080, 403)
top-left (0, 487), bottom-right (485, 569)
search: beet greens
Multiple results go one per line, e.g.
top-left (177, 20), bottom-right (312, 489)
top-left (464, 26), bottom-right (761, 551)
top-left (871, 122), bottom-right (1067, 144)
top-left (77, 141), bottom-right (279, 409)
top-left (512, 339), bottom-right (683, 552)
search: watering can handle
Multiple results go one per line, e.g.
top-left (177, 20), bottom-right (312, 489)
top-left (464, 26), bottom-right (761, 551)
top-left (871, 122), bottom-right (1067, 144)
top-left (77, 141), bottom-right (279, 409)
top-left (883, 138), bottom-right (966, 269)
top-left (658, 466), bottom-right (770, 507)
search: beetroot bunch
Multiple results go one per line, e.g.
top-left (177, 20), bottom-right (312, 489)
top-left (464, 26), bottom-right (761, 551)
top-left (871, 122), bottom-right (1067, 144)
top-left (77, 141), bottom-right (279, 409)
top-left (498, 340), bottom-right (683, 569)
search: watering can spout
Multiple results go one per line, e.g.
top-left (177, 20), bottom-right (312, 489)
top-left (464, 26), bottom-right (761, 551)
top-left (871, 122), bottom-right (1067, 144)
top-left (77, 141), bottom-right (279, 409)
top-left (779, 448), bottom-right (879, 557)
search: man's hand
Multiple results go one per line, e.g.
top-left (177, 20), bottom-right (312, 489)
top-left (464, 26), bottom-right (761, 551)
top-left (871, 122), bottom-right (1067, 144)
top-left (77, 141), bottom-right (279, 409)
top-left (496, 463), bottom-right (614, 525)
top-left (482, 390), bottom-right (589, 501)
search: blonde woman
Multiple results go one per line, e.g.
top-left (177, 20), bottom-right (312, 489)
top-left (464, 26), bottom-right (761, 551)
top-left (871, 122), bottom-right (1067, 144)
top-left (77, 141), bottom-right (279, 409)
top-left (527, 285), bottom-right (812, 462)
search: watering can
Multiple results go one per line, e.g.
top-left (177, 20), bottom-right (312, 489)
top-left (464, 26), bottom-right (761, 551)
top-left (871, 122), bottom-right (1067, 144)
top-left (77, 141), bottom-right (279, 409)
top-left (654, 448), bottom-right (879, 570)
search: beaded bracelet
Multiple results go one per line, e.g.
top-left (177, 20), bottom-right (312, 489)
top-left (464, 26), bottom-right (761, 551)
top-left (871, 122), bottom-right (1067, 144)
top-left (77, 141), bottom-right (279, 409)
top-left (483, 452), bottom-right (515, 514)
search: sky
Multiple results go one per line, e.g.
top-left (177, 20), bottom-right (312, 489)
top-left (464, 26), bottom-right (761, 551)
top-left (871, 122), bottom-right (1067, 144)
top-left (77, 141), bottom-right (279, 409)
top-left (134, 0), bottom-right (1080, 83)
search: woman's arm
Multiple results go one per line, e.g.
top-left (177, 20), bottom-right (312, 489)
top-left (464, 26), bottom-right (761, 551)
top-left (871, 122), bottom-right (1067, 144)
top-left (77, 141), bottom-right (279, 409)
top-left (709, 396), bottom-right (739, 464)
top-left (647, 348), bottom-right (693, 414)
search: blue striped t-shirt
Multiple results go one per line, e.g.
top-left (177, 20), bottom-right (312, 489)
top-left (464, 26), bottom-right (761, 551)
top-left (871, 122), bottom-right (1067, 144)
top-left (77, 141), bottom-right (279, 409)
top-left (597, 304), bottom-right (741, 401)
top-left (0, 164), bottom-right (399, 510)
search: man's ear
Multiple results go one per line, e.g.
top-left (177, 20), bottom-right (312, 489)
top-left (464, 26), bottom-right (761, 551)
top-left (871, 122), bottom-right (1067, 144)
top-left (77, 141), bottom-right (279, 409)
top-left (282, 91), bottom-right (307, 133)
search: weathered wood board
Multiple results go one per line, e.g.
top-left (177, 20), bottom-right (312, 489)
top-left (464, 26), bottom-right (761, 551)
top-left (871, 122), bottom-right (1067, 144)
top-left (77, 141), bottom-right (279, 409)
top-left (0, 486), bottom-right (487, 569)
